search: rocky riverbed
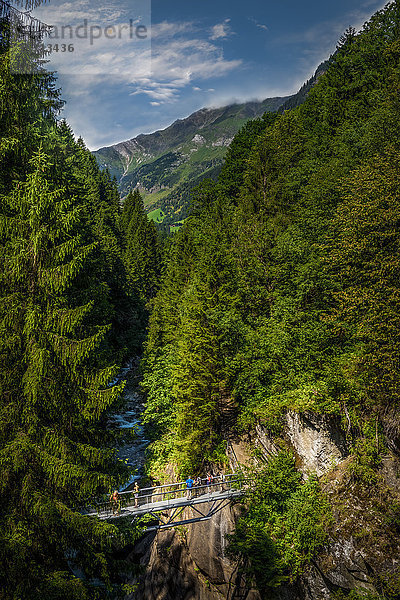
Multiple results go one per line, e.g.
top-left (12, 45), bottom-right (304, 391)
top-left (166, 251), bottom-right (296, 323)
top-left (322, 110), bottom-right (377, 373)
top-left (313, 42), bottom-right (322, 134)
top-left (109, 360), bottom-right (150, 490)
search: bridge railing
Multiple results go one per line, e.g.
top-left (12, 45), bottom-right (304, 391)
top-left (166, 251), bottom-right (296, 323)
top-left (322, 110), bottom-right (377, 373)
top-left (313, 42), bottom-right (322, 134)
top-left (89, 473), bottom-right (245, 516)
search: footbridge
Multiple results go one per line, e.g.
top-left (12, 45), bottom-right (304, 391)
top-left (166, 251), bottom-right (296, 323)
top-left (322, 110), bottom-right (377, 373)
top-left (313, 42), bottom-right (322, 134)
top-left (85, 474), bottom-right (247, 531)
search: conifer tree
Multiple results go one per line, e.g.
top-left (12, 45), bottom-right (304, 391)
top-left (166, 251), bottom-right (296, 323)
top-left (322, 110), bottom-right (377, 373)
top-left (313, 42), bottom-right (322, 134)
top-left (121, 190), bottom-right (160, 302)
top-left (0, 0), bottom-right (63, 193)
top-left (0, 150), bottom-right (132, 598)
top-left (0, 2), bottom-right (144, 596)
top-left (171, 284), bottom-right (221, 474)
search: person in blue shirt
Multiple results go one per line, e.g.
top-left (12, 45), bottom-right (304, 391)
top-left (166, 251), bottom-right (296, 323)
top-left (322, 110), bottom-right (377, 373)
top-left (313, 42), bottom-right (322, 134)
top-left (185, 476), bottom-right (194, 499)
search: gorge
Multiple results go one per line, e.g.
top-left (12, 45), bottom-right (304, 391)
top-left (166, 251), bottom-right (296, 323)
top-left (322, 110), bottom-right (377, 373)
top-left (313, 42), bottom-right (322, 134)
top-left (1, 1), bottom-right (400, 599)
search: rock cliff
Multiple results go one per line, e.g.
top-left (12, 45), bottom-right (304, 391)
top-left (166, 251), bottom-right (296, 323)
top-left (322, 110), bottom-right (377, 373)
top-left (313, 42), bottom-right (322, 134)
top-left (130, 502), bottom-right (261, 600)
top-left (128, 413), bottom-right (400, 600)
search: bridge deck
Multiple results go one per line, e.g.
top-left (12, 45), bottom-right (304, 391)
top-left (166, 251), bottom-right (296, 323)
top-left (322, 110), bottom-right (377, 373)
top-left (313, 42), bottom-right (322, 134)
top-left (85, 475), bottom-right (245, 522)
top-left (94, 488), bottom-right (243, 520)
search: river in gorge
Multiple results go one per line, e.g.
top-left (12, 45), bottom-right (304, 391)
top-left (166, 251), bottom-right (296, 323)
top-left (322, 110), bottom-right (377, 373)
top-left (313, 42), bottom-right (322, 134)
top-left (108, 359), bottom-right (150, 491)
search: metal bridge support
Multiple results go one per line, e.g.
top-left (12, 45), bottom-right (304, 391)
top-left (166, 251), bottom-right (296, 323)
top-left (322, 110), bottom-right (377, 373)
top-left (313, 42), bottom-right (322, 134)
top-left (144, 497), bottom-right (234, 532)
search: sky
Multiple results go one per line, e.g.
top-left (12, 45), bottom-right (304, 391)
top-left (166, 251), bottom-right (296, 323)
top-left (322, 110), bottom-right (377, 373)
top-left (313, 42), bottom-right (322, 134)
top-left (31, 0), bottom-right (389, 150)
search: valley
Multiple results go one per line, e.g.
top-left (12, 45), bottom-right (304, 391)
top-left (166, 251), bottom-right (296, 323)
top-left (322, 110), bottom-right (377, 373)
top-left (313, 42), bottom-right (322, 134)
top-left (94, 97), bottom-right (290, 228)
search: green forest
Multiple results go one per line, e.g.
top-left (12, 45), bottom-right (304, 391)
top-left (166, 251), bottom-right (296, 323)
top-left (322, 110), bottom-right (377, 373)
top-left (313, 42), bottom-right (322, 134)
top-left (0, 1), bottom-right (159, 596)
top-left (1, 0), bottom-right (400, 599)
top-left (141, 3), bottom-right (400, 597)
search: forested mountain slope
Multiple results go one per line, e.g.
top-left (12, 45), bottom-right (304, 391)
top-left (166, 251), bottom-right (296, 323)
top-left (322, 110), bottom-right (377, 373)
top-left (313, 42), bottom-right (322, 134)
top-left (141, 3), bottom-right (400, 597)
top-left (93, 96), bottom-right (290, 227)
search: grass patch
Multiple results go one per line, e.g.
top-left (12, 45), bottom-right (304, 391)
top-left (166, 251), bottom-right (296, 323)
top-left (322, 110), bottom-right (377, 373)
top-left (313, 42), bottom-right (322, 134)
top-left (147, 208), bottom-right (166, 223)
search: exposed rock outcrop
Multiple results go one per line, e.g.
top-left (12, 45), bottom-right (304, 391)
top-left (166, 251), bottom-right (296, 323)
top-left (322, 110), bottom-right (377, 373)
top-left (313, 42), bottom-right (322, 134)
top-left (128, 414), bottom-right (400, 600)
top-left (256, 411), bottom-right (348, 476)
top-left (257, 420), bottom-right (400, 600)
top-left (284, 412), bottom-right (348, 476)
top-left (129, 502), bottom-right (261, 600)
top-left (299, 453), bottom-right (400, 599)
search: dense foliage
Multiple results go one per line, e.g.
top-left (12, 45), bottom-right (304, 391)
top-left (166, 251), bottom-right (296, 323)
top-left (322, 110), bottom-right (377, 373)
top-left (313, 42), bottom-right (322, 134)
top-left (119, 189), bottom-right (160, 305)
top-left (227, 452), bottom-right (331, 593)
top-left (0, 3), bottom-right (153, 597)
top-left (141, 0), bottom-right (400, 591)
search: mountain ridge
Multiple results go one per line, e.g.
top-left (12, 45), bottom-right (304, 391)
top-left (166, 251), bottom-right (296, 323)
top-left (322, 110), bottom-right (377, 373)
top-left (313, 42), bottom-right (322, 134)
top-left (93, 61), bottom-right (330, 228)
top-left (93, 96), bottom-right (291, 210)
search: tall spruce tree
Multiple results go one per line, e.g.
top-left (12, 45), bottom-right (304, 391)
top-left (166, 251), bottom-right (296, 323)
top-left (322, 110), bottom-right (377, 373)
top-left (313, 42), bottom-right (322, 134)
top-left (0, 149), bottom-right (133, 598)
top-left (0, 4), bottom-right (141, 595)
top-left (0, 0), bottom-right (63, 194)
top-left (121, 190), bottom-right (160, 303)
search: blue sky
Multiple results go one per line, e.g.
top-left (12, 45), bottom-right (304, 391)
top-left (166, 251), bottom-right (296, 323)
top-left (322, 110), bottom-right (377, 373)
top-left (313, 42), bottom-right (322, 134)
top-left (33, 0), bottom-right (388, 149)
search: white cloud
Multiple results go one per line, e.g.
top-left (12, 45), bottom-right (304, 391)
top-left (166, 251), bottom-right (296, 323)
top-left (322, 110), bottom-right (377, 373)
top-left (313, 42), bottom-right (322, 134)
top-left (150, 101), bottom-right (161, 106)
top-left (192, 86), bottom-right (201, 91)
top-left (31, 0), bottom-right (151, 78)
top-left (127, 36), bottom-right (242, 104)
top-left (210, 18), bottom-right (232, 41)
top-left (248, 17), bottom-right (268, 32)
top-left (33, 4), bottom-right (242, 102)
top-left (150, 21), bottom-right (194, 39)
top-left (33, 0), bottom-right (128, 26)
top-left (131, 84), bottom-right (180, 102)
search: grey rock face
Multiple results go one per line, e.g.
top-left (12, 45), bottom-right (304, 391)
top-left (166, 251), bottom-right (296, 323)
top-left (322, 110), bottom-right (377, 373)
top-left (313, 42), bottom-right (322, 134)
top-left (284, 412), bottom-right (348, 477)
top-left (255, 423), bottom-right (281, 460)
top-left (129, 414), bottom-right (400, 600)
top-left (129, 503), bottom-right (261, 600)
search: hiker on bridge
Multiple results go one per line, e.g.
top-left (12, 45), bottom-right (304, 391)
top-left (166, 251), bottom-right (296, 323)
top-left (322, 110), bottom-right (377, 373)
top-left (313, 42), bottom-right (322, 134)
top-left (110, 489), bottom-right (120, 514)
top-left (219, 472), bottom-right (226, 491)
top-left (185, 476), bottom-right (194, 499)
top-left (133, 482), bottom-right (140, 507)
top-left (206, 472), bottom-right (213, 492)
top-left (193, 476), bottom-right (202, 497)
